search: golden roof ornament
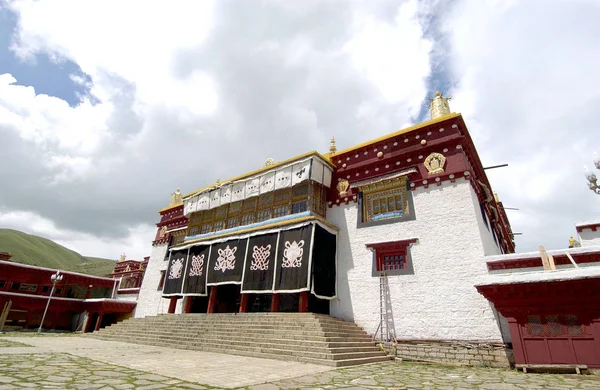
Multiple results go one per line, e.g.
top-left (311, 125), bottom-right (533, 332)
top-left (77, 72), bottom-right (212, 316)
top-left (424, 152), bottom-right (446, 175)
top-left (428, 91), bottom-right (452, 119)
top-left (118, 253), bottom-right (126, 262)
top-left (329, 137), bottom-right (337, 154)
top-left (264, 158), bottom-right (276, 167)
top-left (169, 188), bottom-right (182, 205)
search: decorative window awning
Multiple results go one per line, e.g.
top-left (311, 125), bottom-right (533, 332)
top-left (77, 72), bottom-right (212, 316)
top-left (162, 220), bottom-right (337, 300)
top-left (351, 168), bottom-right (417, 190)
top-left (182, 155), bottom-right (333, 216)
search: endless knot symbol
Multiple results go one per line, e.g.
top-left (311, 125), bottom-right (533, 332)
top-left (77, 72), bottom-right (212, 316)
top-left (250, 245), bottom-right (271, 271)
top-left (214, 245), bottom-right (237, 273)
top-left (281, 240), bottom-right (304, 268)
top-left (168, 258), bottom-right (184, 279)
top-left (189, 254), bottom-right (205, 277)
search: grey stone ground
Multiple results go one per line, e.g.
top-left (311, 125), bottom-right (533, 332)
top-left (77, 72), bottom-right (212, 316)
top-left (1, 335), bottom-right (599, 389)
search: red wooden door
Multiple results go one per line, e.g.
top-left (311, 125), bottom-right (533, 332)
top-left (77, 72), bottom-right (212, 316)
top-left (520, 314), bottom-right (600, 367)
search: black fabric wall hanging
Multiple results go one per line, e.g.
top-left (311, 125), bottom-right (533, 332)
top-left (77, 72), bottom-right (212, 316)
top-left (183, 245), bottom-right (210, 295)
top-left (163, 249), bottom-right (188, 296)
top-left (274, 224), bottom-right (314, 292)
top-left (311, 224), bottom-right (337, 299)
top-left (207, 238), bottom-right (248, 285)
top-left (241, 232), bottom-right (279, 292)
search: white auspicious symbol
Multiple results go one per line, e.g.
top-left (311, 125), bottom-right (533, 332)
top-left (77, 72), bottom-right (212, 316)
top-left (214, 245), bottom-right (237, 273)
top-left (250, 245), bottom-right (271, 271)
top-left (189, 254), bottom-right (205, 277)
top-left (281, 240), bottom-right (304, 268)
top-left (168, 258), bottom-right (184, 279)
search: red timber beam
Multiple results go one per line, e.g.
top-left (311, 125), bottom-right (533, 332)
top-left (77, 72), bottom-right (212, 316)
top-left (167, 297), bottom-right (178, 314)
top-left (207, 286), bottom-right (218, 314)
top-left (299, 291), bottom-right (309, 313)
top-left (239, 294), bottom-right (249, 313)
top-left (271, 294), bottom-right (279, 312)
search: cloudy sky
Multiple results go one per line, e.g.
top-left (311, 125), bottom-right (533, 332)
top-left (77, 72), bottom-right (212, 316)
top-left (1, 0), bottom-right (599, 261)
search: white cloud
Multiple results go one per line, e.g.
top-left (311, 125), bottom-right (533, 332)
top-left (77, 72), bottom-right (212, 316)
top-left (345, 0), bottom-right (432, 111)
top-left (0, 1), bottom-right (434, 259)
top-left (444, 0), bottom-right (600, 250)
top-left (0, 210), bottom-right (154, 259)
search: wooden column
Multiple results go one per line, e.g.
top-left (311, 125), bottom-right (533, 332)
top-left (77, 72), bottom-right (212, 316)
top-left (94, 313), bottom-right (103, 332)
top-left (239, 294), bottom-right (249, 313)
top-left (183, 296), bottom-right (193, 314)
top-left (24, 310), bottom-right (33, 329)
top-left (207, 286), bottom-right (218, 314)
top-left (270, 294), bottom-right (279, 312)
top-left (168, 297), bottom-right (178, 314)
top-left (507, 317), bottom-right (525, 365)
top-left (299, 291), bottom-right (309, 313)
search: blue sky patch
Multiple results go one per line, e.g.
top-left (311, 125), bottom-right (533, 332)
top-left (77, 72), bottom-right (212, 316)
top-left (0, 6), bottom-right (91, 107)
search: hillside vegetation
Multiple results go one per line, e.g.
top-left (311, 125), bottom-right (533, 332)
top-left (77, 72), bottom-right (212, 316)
top-left (0, 229), bottom-right (115, 277)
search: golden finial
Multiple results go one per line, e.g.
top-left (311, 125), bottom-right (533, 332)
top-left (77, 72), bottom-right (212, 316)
top-left (264, 158), bottom-right (275, 167)
top-left (169, 188), bottom-right (182, 205)
top-left (428, 91), bottom-right (452, 119)
top-left (216, 178), bottom-right (221, 185)
top-left (329, 137), bottom-right (337, 154)
top-left (118, 253), bottom-right (126, 262)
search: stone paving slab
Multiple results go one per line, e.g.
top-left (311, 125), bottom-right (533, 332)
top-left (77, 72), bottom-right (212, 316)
top-left (0, 338), bottom-right (30, 348)
top-left (2, 336), bottom-right (333, 388)
top-left (1, 335), bottom-right (599, 389)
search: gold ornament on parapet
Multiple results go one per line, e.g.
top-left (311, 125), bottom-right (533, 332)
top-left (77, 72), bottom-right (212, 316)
top-left (424, 153), bottom-right (446, 175)
top-left (337, 179), bottom-right (350, 197)
top-left (159, 226), bottom-right (167, 238)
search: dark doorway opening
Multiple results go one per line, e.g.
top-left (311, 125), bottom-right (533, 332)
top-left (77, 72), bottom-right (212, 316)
top-left (216, 284), bottom-right (241, 313)
top-left (247, 294), bottom-right (272, 312)
top-left (279, 293), bottom-right (299, 312)
top-left (309, 294), bottom-right (330, 315)
top-left (190, 296), bottom-right (209, 313)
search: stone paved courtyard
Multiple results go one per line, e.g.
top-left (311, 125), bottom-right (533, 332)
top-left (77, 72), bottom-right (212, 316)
top-left (1, 335), bottom-right (599, 389)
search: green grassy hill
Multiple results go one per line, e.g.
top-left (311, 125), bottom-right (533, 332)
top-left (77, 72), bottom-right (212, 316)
top-left (0, 229), bottom-right (115, 277)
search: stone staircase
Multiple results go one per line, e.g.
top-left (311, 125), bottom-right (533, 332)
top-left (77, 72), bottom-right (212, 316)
top-left (90, 312), bottom-right (391, 367)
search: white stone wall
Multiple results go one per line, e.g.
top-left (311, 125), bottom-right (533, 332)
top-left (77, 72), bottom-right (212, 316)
top-left (115, 293), bottom-right (139, 303)
top-left (328, 179), bottom-right (504, 342)
top-left (470, 193), bottom-right (501, 257)
top-left (578, 227), bottom-right (600, 247)
top-left (135, 243), bottom-right (174, 318)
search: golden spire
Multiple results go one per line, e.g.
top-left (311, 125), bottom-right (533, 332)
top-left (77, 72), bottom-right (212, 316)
top-left (428, 91), bottom-right (452, 119)
top-left (169, 188), bottom-right (182, 205)
top-left (329, 136), bottom-right (337, 154)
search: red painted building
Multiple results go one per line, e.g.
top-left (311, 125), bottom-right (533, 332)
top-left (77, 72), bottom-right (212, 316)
top-left (477, 247), bottom-right (600, 369)
top-left (0, 259), bottom-right (136, 332)
top-left (109, 255), bottom-right (149, 295)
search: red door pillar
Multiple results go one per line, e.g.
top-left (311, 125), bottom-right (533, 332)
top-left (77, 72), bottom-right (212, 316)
top-left (271, 294), bottom-right (279, 312)
top-left (183, 297), bottom-right (193, 314)
top-left (507, 316), bottom-right (526, 365)
top-left (207, 287), bottom-right (218, 314)
top-left (299, 291), bottom-right (309, 313)
top-left (94, 313), bottom-right (103, 332)
top-left (168, 297), bottom-right (178, 314)
top-left (239, 294), bottom-right (249, 313)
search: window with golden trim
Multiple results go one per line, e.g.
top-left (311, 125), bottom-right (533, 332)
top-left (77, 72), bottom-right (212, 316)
top-left (360, 176), bottom-right (412, 224)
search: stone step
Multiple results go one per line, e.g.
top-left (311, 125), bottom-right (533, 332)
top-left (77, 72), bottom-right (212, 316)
top-left (95, 330), bottom-right (374, 349)
top-left (107, 320), bottom-right (362, 330)
top-left (104, 325), bottom-right (365, 336)
top-left (93, 332), bottom-right (380, 354)
top-left (92, 313), bottom-right (389, 367)
top-left (97, 329), bottom-right (373, 343)
top-left (90, 334), bottom-right (388, 362)
top-left (92, 335), bottom-right (390, 367)
top-left (126, 317), bottom-right (360, 328)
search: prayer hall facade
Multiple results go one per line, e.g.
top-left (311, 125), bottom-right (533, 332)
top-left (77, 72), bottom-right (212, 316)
top-left (136, 93), bottom-right (516, 355)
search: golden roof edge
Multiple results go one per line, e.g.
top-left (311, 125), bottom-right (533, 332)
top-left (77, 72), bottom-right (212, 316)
top-left (331, 113), bottom-right (461, 157)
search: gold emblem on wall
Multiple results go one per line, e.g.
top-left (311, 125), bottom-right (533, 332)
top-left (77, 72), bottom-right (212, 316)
top-left (159, 226), bottom-right (167, 238)
top-left (424, 152), bottom-right (446, 175)
top-left (336, 179), bottom-right (350, 197)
